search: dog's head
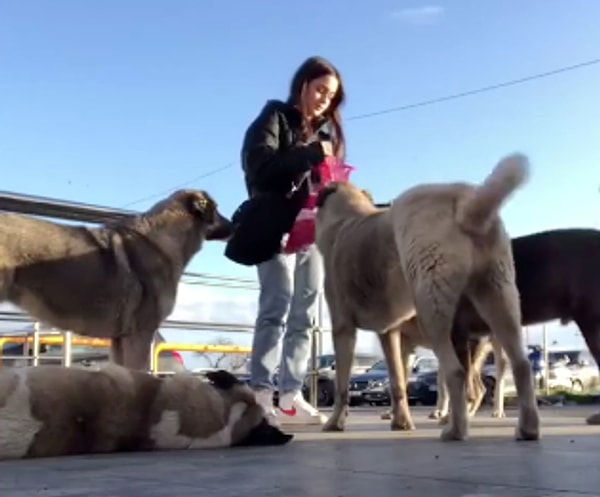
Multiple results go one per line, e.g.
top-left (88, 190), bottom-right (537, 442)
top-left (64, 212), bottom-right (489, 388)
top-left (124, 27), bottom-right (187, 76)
top-left (205, 370), bottom-right (293, 447)
top-left (316, 182), bottom-right (375, 214)
top-left (181, 190), bottom-right (234, 242)
top-left (145, 189), bottom-right (234, 242)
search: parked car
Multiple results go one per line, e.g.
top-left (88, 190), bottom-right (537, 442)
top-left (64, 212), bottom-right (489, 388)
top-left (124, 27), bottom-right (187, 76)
top-left (351, 359), bottom-right (389, 406)
top-left (481, 347), bottom-right (597, 403)
top-left (0, 330), bottom-right (186, 373)
top-left (405, 346), bottom-right (598, 407)
top-left (553, 350), bottom-right (598, 393)
top-left (302, 353), bottom-right (382, 407)
top-left (406, 369), bottom-right (439, 406)
top-left (357, 355), bottom-right (439, 406)
top-left (233, 353), bottom-right (384, 407)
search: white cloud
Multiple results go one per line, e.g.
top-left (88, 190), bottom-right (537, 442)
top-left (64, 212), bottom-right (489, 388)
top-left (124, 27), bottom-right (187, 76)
top-left (390, 5), bottom-right (445, 25)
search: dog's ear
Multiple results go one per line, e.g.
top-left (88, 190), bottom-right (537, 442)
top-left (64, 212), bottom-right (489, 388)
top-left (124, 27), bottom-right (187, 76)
top-left (234, 418), bottom-right (294, 447)
top-left (361, 189), bottom-right (374, 204)
top-left (187, 191), bottom-right (217, 223)
top-left (205, 370), bottom-right (242, 390)
top-left (316, 183), bottom-right (339, 208)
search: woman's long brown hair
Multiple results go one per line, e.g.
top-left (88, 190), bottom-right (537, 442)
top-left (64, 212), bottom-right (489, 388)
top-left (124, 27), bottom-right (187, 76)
top-left (287, 56), bottom-right (347, 162)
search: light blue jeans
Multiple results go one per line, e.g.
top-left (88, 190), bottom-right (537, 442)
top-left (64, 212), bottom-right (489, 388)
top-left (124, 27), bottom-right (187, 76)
top-left (250, 244), bottom-right (323, 395)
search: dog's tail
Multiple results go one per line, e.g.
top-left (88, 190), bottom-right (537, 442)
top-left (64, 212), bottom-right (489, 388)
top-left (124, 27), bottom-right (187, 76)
top-left (456, 153), bottom-right (529, 235)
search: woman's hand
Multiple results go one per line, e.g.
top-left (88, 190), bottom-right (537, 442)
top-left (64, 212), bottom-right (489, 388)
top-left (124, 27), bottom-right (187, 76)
top-left (320, 141), bottom-right (334, 157)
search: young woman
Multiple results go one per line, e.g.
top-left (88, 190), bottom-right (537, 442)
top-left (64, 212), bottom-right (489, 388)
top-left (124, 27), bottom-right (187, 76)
top-left (238, 55), bottom-right (346, 425)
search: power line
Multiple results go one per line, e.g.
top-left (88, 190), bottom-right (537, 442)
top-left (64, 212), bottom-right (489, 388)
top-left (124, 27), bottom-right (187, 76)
top-left (346, 57), bottom-right (600, 121)
top-left (124, 57), bottom-right (600, 208)
top-left (120, 162), bottom-right (234, 208)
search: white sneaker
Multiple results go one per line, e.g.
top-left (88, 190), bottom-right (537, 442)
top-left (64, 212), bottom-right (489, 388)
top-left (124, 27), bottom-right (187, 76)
top-left (254, 389), bottom-right (280, 427)
top-left (277, 391), bottom-right (328, 425)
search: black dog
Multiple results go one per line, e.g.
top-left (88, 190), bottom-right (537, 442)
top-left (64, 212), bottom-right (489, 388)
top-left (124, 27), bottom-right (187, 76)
top-left (450, 228), bottom-right (600, 423)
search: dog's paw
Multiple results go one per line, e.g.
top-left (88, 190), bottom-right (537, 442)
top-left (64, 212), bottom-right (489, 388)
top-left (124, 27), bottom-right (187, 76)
top-left (440, 423), bottom-right (468, 442)
top-left (437, 414), bottom-right (450, 426)
top-left (515, 410), bottom-right (540, 441)
top-left (585, 412), bottom-right (600, 425)
top-left (390, 417), bottom-right (415, 431)
top-left (491, 410), bottom-right (506, 419)
top-left (514, 425), bottom-right (540, 441)
top-left (380, 410), bottom-right (392, 420)
top-left (323, 417), bottom-right (346, 432)
top-left (428, 409), bottom-right (442, 420)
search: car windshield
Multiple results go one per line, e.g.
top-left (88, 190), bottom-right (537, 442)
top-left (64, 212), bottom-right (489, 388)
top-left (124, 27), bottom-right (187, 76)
top-left (317, 355), bottom-right (335, 369)
top-left (369, 360), bottom-right (388, 371)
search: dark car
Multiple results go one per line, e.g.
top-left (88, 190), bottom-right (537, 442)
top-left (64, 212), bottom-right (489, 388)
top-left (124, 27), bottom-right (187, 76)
top-left (358, 355), bottom-right (440, 406)
top-left (350, 359), bottom-right (389, 406)
top-left (407, 369), bottom-right (439, 406)
top-left (302, 353), bottom-right (381, 407)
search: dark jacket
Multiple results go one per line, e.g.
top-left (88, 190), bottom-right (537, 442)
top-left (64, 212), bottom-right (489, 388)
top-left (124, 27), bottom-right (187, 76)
top-left (225, 99), bottom-right (328, 266)
top-left (242, 99), bottom-right (326, 197)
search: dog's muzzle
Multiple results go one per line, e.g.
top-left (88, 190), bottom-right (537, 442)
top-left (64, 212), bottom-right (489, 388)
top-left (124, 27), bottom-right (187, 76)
top-left (206, 212), bottom-right (234, 241)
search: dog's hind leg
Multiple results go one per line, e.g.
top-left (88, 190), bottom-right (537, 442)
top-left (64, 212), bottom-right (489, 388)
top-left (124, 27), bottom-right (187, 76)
top-left (491, 339), bottom-right (508, 418)
top-left (574, 314), bottom-right (600, 425)
top-left (466, 337), bottom-right (494, 417)
top-left (413, 285), bottom-right (470, 441)
top-left (438, 327), bottom-right (475, 425)
top-left (466, 279), bottom-right (540, 441)
top-left (323, 325), bottom-right (357, 432)
top-left (379, 325), bottom-right (415, 431)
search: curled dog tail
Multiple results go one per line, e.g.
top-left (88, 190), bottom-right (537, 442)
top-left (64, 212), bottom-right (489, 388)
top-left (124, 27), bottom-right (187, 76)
top-left (456, 153), bottom-right (529, 235)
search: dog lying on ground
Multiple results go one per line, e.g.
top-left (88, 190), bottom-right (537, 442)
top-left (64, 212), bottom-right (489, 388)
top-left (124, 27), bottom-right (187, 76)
top-left (0, 189), bottom-right (233, 370)
top-left (315, 153), bottom-right (540, 441)
top-left (395, 228), bottom-right (600, 425)
top-left (0, 365), bottom-right (292, 460)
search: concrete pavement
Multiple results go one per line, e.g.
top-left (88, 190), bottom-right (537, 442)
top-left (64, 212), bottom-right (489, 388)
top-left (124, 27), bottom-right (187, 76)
top-left (1, 406), bottom-right (599, 497)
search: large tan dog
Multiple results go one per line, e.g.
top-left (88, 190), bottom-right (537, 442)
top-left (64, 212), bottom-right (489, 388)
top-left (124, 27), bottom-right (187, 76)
top-left (0, 189), bottom-right (232, 370)
top-left (315, 153), bottom-right (540, 441)
top-left (0, 365), bottom-right (292, 460)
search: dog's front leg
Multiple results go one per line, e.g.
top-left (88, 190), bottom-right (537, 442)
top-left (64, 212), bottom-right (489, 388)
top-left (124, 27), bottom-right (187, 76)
top-left (323, 325), bottom-right (356, 432)
top-left (431, 366), bottom-right (449, 421)
top-left (121, 331), bottom-right (153, 371)
top-left (110, 336), bottom-right (124, 365)
top-left (492, 340), bottom-right (507, 418)
top-left (380, 327), bottom-right (415, 431)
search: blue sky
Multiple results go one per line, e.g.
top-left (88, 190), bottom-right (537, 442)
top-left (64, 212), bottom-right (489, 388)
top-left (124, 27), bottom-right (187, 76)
top-left (1, 0), bottom-right (599, 358)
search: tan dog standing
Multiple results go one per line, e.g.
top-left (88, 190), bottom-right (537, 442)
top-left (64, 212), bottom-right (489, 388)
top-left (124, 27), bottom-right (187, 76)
top-left (315, 153), bottom-right (539, 441)
top-left (0, 189), bottom-right (232, 370)
top-left (0, 365), bottom-right (292, 460)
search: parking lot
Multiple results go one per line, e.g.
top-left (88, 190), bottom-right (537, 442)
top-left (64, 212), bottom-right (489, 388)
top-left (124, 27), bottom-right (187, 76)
top-left (1, 405), bottom-right (600, 497)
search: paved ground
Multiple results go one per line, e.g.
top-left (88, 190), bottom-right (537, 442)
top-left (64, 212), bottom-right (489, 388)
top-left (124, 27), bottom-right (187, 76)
top-left (2, 405), bottom-right (600, 497)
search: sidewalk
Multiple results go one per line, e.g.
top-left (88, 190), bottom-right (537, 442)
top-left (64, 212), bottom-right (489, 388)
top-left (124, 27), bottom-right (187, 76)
top-left (1, 406), bottom-right (599, 497)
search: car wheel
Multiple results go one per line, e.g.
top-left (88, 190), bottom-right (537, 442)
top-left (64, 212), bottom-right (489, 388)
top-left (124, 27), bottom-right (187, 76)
top-left (483, 376), bottom-right (496, 406)
top-left (317, 380), bottom-right (335, 407)
top-left (571, 379), bottom-right (584, 394)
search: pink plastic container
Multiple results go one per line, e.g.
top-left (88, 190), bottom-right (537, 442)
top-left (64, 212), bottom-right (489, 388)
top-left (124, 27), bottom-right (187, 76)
top-left (283, 158), bottom-right (355, 254)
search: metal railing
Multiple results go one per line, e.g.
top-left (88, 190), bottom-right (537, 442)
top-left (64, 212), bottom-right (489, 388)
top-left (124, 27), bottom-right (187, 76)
top-left (0, 190), bottom-right (327, 406)
top-left (150, 342), bottom-right (252, 373)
